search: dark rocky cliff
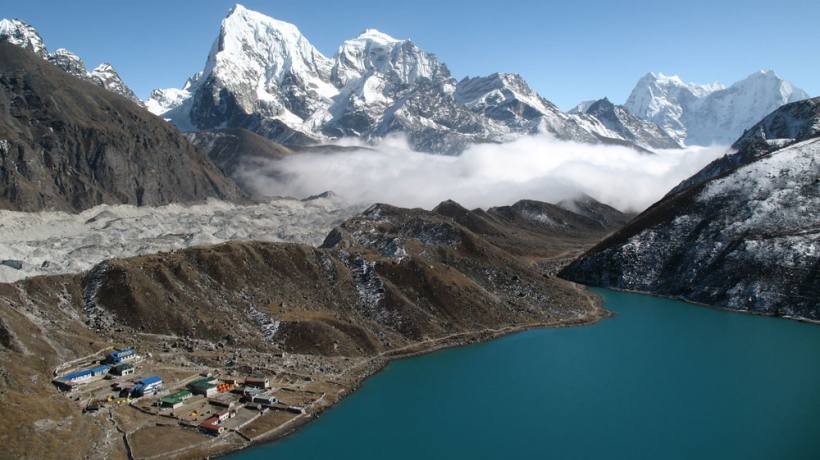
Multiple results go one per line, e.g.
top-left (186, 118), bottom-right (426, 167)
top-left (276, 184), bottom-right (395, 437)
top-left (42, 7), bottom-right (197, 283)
top-left (0, 42), bottom-right (242, 212)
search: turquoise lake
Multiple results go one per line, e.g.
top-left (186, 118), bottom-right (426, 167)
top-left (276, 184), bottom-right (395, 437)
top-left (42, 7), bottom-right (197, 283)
top-left (229, 289), bottom-right (820, 459)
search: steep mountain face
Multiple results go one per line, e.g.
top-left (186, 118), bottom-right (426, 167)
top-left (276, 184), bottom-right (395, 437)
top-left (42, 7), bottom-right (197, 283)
top-left (624, 71), bottom-right (809, 146)
top-left (575, 98), bottom-right (682, 150)
top-left (0, 18), bottom-right (142, 105)
top-left (0, 42), bottom-right (242, 212)
top-left (0, 18), bottom-right (46, 57)
top-left (86, 63), bottom-right (142, 104)
top-left (323, 29), bottom-right (496, 153)
top-left (187, 127), bottom-right (293, 197)
top-left (560, 103), bottom-right (820, 320)
top-left (185, 4), bottom-right (337, 144)
top-left (454, 72), bottom-right (606, 145)
top-left (148, 5), bottom-right (661, 154)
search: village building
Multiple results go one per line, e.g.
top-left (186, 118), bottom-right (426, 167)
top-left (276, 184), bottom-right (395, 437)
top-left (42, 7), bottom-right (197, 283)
top-left (209, 392), bottom-right (238, 408)
top-left (131, 376), bottom-right (162, 397)
top-left (251, 391), bottom-right (278, 408)
top-left (159, 390), bottom-right (193, 409)
top-left (244, 375), bottom-right (270, 388)
top-left (54, 365), bottom-right (110, 390)
top-left (199, 416), bottom-right (225, 435)
top-left (105, 347), bottom-right (139, 364)
top-left (110, 362), bottom-right (135, 376)
top-left (220, 376), bottom-right (242, 386)
top-left (198, 408), bottom-right (236, 436)
top-left (187, 377), bottom-right (219, 397)
top-left (242, 386), bottom-right (264, 399)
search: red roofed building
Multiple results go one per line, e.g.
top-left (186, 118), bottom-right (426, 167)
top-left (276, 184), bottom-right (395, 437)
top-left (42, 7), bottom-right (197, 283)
top-left (199, 416), bottom-right (225, 435)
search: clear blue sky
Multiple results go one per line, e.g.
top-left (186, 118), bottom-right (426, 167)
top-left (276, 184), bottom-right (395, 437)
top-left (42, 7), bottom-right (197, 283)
top-left (5, 0), bottom-right (817, 109)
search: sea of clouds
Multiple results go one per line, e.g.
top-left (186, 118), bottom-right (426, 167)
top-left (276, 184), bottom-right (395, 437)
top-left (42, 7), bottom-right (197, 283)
top-left (238, 134), bottom-right (729, 212)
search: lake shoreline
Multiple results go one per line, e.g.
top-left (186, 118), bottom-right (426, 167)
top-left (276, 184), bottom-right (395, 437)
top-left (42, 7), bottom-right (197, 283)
top-left (222, 288), bottom-right (820, 459)
top-left (582, 285), bottom-right (820, 326)
top-left (216, 287), bottom-right (613, 458)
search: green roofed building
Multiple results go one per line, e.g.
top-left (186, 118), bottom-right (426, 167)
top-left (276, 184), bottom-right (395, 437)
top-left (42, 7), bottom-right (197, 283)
top-left (110, 362), bottom-right (135, 376)
top-left (187, 378), bottom-right (218, 397)
top-left (160, 390), bottom-right (193, 408)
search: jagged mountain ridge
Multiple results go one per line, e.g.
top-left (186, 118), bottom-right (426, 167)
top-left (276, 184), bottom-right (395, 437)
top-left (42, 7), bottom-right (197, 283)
top-left (560, 99), bottom-right (820, 320)
top-left (0, 42), bottom-right (242, 212)
top-left (571, 97), bottom-right (682, 150)
top-left (0, 18), bottom-right (142, 105)
top-left (624, 71), bottom-right (809, 146)
top-left (148, 4), bottom-right (673, 154)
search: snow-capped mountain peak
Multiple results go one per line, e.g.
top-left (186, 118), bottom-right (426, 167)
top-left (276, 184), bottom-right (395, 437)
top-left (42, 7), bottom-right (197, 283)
top-left (624, 70), bottom-right (808, 145)
top-left (577, 97), bottom-right (683, 150)
top-left (331, 28), bottom-right (447, 90)
top-left (1, 18), bottom-right (143, 106)
top-left (0, 18), bottom-right (47, 58)
top-left (568, 99), bottom-right (599, 114)
top-left (47, 48), bottom-right (86, 76)
top-left (169, 4), bottom-right (337, 141)
top-left (356, 28), bottom-right (401, 44)
top-left (206, 4), bottom-right (336, 99)
top-left (455, 72), bottom-right (557, 117)
top-left (87, 63), bottom-right (142, 104)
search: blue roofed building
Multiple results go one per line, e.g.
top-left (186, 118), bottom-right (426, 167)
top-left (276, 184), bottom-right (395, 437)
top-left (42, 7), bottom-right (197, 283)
top-left (130, 376), bottom-right (163, 396)
top-left (54, 365), bottom-right (110, 390)
top-left (105, 347), bottom-right (139, 364)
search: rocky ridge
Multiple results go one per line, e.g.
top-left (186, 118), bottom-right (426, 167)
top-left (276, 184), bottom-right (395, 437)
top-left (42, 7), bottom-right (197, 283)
top-left (560, 100), bottom-right (820, 320)
top-left (0, 18), bottom-right (142, 105)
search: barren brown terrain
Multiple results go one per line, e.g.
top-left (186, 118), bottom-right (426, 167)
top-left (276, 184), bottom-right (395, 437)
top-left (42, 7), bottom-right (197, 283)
top-left (0, 198), bottom-right (622, 459)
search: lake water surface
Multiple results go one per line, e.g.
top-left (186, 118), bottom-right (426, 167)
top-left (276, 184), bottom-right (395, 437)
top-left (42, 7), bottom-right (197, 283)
top-left (229, 289), bottom-right (820, 459)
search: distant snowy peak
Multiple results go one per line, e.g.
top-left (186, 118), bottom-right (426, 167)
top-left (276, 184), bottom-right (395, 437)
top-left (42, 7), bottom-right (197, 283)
top-left (148, 4), bottom-right (659, 154)
top-left (331, 28), bottom-right (448, 89)
top-left (568, 100), bottom-right (598, 114)
top-left (456, 72), bottom-right (557, 118)
top-left (624, 70), bottom-right (809, 145)
top-left (0, 18), bottom-right (142, 106)
top-left (88, 63), bottom-right (142, 105)
top-left (669, 96), bottom-right (820, 197)
top-left (175, 3), bottom-right (337, 142)
top-left (623, 72), bottom-right (723, 143)
top-left (207, 3), bottom-right (336, 97)
top-left (0, 18), bottom-right (47, 58)
top-left (146, 87), bottom-right (191, 115)
top-left (47, 48), bottom-right (86, 76)
top-left (578, 98), bottom-right (682, 150)
top-left (331, 29), bottom-right (401, 87)
top-left (146, 73), bottom-right (201, 116)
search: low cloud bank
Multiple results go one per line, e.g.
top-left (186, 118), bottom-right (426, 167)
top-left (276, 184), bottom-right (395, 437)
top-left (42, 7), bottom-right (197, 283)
top-left (239, 135), bottom-right (728, 212)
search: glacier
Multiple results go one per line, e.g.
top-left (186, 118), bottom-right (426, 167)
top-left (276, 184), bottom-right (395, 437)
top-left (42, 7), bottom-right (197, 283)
top-left (0, 196), bottom-right (362, 283)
